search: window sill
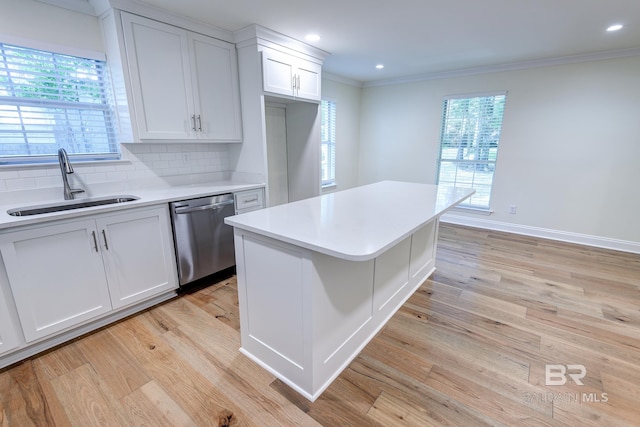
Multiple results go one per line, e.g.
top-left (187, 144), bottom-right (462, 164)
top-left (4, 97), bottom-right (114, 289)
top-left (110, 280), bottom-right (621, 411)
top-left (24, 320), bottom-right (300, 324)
top-left (321, 184), bottom-right (337, 192)
top-left (0, 159), bottom-right (130, 170)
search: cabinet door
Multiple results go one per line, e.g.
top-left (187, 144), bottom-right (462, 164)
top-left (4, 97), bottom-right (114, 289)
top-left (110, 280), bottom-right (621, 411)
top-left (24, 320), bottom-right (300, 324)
top-left (97, 206), bottom-right (177, 310)
top-left (262, 49), bottom-right (322, 101)
top-left (262, 49), bottom-right (295, 97)
top-left (190, 33), bottom-right (243, 142)
top-left (122, 13), bottom-right (195, 140)
top-left (0, 281), bottom-right (21, 355)
top-left (0, 221), bottom-right (112, 342)
top-left (295, 60), bottom-right (322, 101)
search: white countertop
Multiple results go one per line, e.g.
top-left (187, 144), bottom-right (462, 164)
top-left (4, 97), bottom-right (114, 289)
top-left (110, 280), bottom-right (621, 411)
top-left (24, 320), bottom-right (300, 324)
top-left (225, 181), bottom-right (474, 261)
top-left (0, 180), bottom-right (264, 231)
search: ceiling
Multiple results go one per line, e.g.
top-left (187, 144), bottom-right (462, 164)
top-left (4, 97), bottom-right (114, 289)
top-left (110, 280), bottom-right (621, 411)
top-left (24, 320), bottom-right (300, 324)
top-left (47, 0), bottom-right (640, 83)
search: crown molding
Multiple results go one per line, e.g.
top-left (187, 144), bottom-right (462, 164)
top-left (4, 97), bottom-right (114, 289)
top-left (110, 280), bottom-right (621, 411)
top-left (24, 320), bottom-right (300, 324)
top-left (322, 72), bottom-right (363, 88)
top-left (35, 0), bottom-right (96, 15)
top-left (363, 47), bottom-right (640, 88)
top-left (234, 24), bottom-right (330, 63)
top-left (90, 0), bottom-right (233, 42)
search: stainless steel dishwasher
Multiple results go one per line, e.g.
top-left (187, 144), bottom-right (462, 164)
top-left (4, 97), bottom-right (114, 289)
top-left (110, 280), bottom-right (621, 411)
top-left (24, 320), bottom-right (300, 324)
top-left (170, 193), bottom-right (236, 286)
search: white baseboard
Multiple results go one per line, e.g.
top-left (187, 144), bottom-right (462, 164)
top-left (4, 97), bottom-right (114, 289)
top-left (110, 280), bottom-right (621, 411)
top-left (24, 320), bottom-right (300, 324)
top-left (441, 214), bottom-right (640, 254)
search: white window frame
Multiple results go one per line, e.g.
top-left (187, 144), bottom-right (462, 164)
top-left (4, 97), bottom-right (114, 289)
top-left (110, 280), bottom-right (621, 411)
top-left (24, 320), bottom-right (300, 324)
top-left (0, 42), bottom-right (119, 165)
top-left (436, 91), bottom-right (507, 210)
top-left (320, 99), bottom-right (336, 188)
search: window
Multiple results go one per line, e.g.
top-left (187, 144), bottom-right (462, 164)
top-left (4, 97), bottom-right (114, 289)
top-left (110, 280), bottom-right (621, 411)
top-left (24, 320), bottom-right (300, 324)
top-left (436, 92), bottom-right (506, 209)
top-left (320, 99), bottom-right (336, 187)
top-left (0, 42), bottom-right (118, 164)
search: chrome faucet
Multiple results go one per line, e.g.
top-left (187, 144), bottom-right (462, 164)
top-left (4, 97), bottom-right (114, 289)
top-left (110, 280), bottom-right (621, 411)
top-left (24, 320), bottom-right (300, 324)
top-left (57, 148), bottom-right (85, 200)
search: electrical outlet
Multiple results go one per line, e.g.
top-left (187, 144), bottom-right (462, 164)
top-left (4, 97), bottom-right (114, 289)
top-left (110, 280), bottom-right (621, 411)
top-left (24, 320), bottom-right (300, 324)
top-left (509, 205), bottom-right (517, 214)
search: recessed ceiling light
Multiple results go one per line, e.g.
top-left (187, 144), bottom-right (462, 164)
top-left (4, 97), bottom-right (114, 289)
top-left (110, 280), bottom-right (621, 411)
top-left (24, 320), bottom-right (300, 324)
top-left (305, 34), bottom-right (320, 42)
top-left (606, 24), bottom-right (623, 32)
top-left (375, 64), bottom-right (384, 69)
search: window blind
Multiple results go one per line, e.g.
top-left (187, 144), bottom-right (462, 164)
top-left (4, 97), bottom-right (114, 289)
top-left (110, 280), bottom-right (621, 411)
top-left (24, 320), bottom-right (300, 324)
top-left (0, 42), bottom-right (118, 164)
top-left (436, 92), bottom-right (506, 209)
top-left (321, 100), bottom-right (336, 187)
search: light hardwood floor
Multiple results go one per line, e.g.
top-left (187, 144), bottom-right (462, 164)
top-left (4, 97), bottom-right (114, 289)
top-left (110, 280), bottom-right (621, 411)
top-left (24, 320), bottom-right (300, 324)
top-left (1, 224), bottom-right (640, 426)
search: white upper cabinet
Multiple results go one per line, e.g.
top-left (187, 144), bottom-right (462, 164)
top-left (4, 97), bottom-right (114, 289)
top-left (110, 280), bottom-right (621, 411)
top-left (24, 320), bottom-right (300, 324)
top-left (190, 33), bottom-right (243, 141)
top-left (295, 60), bottom-right (322, 101)
top-left (121, 13), bottom-right (242, 142)
top-left (262, 48), bottom-right (321, 102)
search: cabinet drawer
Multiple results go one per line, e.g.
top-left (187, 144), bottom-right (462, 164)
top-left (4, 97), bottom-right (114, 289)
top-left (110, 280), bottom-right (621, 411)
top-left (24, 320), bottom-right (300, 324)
top-left (235, 189), bottom-right (264, 213)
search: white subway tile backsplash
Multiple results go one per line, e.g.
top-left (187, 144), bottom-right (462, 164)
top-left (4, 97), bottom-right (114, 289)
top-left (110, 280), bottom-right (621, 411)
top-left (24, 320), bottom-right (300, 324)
top-left (18, 169), bottom-right (47, 178)
top-left (36, 176), bottom-right (62, 188)
top-left (158, 168), bottom-right (178, 176)
top-left (125, 143), bottom-right (151, 153)
top-left (0, 143), bottom-right (231, 194)
top-left (160, 152), bottom-right (177, 161)
top-left (84, 172), bottom-right (109, 184)
top-left (141, 153), bottom-right (161, 162)
top-left (0, 170), bottom-right (19, 180)
top-left (150, 144), bottom-right (168, 153)
top-left (125, 170), bottom-right (147, 180)
top-left (6, 178), bottom-right (37, 191)
top-left (152, 160), bottom-right (170, 169)
top-left (106, 171), bottom-right (128, 182)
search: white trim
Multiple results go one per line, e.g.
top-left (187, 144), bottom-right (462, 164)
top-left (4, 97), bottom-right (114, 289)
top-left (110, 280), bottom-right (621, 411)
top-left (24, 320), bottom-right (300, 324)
top-left (92, 0), bottom-right (234, 42)
top-left (441, 214), bottom-right (640, 255)
top-left (234, 24), bottom-right (330, 63)
top-left (35, 0), bottom-right (96, 15)
top-left (363, 47), bottom-right (640, 88)
top-left (322, 72), bottom-right (363, 88)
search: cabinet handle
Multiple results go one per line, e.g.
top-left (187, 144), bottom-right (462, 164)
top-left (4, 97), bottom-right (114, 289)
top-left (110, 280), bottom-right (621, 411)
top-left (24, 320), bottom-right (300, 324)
top-left (197, 115), bottom-right (202, 132)
top-left (101, 230), bottom-right (109, 250)
top-left (297, 74), bottom-right (301, 91)
top-left (91, 231), bottom-right (99, 252)
top-left (191, 114), bottom-right (197, 131)
top-left (243, 197), bottom-right (259, 204)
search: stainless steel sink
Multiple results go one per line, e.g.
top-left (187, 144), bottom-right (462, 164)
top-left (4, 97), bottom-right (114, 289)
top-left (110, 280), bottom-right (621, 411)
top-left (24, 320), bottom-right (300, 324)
top-left (7, 195), bottom-right (140, 217)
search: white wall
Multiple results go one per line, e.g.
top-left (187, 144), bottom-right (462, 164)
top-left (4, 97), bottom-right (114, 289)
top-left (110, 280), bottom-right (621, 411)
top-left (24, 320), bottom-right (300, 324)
top-left (321, 77), bottom-right (362, 193)
top-left (358, 56), bottom-right (640, 247)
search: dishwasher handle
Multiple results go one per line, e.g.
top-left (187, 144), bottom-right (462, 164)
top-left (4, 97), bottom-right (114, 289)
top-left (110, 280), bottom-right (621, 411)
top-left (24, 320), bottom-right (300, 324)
top-left (173, 199), bottom-right (234, 215)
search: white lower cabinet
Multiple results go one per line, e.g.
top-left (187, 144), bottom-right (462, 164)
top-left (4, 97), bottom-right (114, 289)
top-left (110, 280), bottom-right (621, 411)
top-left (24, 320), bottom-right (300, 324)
top-left (234, 188), bottom-right (265, 214)
top-left (0, 277), bottom-right (21, 355)
top-left (0, 205), bottom-right (177, 343)
top-left (96, 208), bottom-right (176, 309)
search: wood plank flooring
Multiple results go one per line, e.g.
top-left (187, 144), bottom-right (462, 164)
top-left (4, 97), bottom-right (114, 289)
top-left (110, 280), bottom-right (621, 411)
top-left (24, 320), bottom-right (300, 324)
top-left (1, 224), bottom-right (640, 426)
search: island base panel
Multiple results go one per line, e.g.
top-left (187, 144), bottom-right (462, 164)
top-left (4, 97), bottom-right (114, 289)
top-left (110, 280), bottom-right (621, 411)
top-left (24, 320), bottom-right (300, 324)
top-left (233, 219), bottom-right (439, 400)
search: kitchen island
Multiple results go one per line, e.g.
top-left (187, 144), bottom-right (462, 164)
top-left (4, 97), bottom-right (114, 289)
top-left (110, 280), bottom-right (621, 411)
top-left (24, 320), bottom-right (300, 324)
top-left (225, 181), bottom-right (474, 401)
